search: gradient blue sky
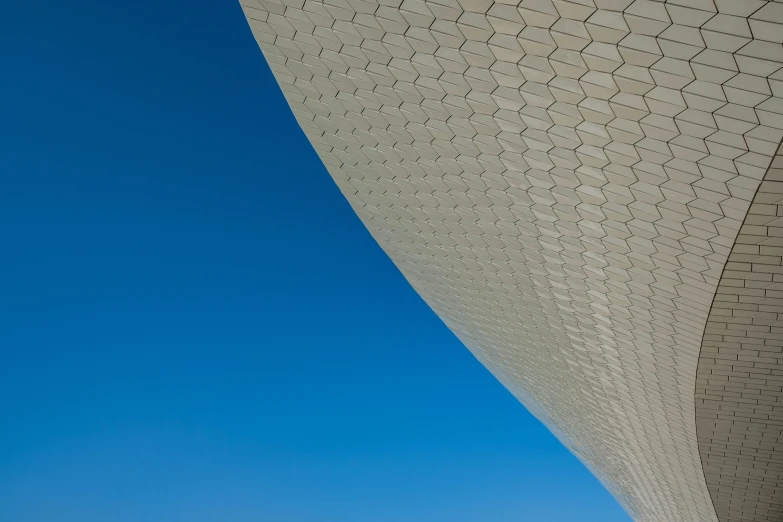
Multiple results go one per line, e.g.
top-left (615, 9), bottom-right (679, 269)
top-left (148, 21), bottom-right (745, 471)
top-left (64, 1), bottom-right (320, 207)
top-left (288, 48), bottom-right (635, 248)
top-left (1, 2), bottom-right (631, 521)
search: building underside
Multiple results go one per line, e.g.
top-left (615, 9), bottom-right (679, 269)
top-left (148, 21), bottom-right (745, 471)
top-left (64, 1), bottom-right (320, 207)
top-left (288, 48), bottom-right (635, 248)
top-left (239, 1), bottom-right (783, 520)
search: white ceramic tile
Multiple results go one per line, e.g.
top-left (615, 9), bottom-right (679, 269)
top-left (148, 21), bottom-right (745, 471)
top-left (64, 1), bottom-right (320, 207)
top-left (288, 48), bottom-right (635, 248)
top-left (239, 1), bottom-right (783, 520)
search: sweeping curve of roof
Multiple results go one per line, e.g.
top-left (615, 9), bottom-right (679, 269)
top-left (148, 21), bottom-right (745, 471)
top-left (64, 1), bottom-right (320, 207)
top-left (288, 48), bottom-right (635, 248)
top-left (240, 1), bottom-right (783, 520)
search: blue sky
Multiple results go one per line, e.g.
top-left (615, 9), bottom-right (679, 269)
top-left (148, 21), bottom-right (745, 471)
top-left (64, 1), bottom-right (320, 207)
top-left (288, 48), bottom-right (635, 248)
top-left (0, 2), bottom-right (631, 521)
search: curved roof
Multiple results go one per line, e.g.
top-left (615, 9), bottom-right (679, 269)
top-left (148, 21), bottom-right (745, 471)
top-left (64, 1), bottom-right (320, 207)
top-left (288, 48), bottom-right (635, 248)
top-left (239, 0), bottom-right (783, 519)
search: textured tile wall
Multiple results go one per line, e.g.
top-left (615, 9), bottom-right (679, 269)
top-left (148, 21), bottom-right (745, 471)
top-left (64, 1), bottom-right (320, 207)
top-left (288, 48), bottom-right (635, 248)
top-left (697, 146), bottom-right (783, 522)
top-left (239, 0), bottom-right (783, 520)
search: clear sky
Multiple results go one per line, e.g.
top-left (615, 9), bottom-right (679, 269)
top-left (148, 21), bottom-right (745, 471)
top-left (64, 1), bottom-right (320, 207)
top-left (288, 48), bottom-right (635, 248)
top-left (1, 2), bottom-right (632, 521)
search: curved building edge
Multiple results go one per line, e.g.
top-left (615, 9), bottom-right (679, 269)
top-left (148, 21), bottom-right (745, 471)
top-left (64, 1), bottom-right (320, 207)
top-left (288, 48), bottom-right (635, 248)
top-left (238, 0), bottom-right (783, 520)
top-left (696, 141), bottom-right (783, 522)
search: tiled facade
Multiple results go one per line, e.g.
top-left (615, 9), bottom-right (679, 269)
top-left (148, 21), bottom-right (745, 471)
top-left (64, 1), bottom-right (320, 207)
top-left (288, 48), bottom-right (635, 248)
top-left (696, 146), bottom-right (783, 522)
top-left (239, 0), bottom-right (783, 520)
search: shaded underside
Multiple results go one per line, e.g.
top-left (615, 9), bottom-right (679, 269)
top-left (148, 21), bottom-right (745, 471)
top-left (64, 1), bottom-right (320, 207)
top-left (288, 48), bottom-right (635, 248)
top-left (697, 144), bottom-right (783, 522)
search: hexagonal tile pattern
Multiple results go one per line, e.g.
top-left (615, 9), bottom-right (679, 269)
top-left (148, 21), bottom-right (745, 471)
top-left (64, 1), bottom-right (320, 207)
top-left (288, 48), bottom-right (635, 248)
top-left (239, 0), bottom-right (783, 520)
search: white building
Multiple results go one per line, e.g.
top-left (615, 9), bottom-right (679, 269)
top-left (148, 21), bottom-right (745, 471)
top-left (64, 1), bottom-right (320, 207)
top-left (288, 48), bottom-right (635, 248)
top-left (240, 1), bottom-right (783, 520)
